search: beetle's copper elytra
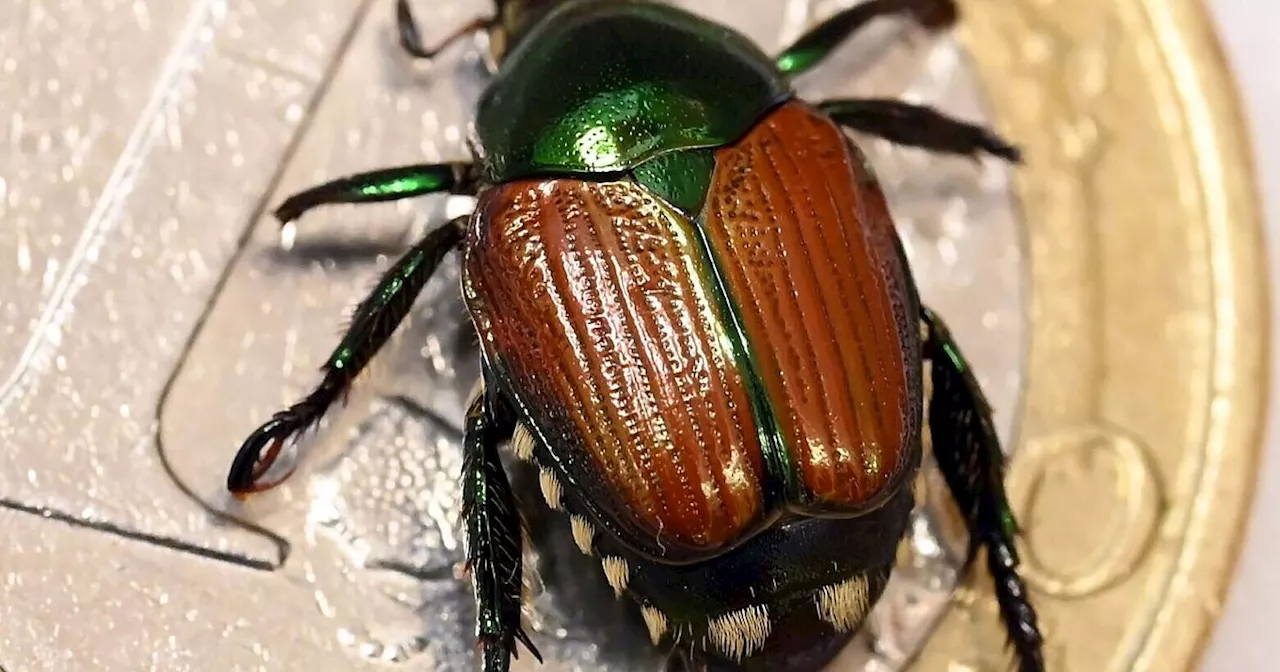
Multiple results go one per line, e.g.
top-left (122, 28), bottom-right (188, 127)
top-left (462, 101), bottom-right (920, 557)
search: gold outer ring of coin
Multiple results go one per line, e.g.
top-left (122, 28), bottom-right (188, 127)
top-left (879, 0), bottom-right (1269, 670)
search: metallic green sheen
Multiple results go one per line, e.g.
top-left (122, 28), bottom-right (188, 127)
top-left (631, 145), bottom-right (798, 504)
top-left (356, 172), bottom-right (451, 198)
top-left (774, 0), bottom-right (890, 76)
top-left (682, 203), bottom-right (799, 507)
top-left (631, 148), bottom-right (715, 217)
top-left (328, 247), bottom-right (427, 373)
top-left (474, 0), bottom-right (793, 181)
top-left (775, 31), bottom-right (842, 77)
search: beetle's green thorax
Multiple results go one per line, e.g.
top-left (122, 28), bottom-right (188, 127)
top-left (474, 0), bottom-right (793, 181)
top-left (631, 148), bottom-right (715, 216)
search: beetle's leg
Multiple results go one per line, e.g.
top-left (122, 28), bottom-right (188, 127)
top-left (921, 307), bottom-right (1045, 672)
top-left (817, 99), bottom-right (1022, 163)
top-left (776, 0), bottom-right (956, 76)
top-left (273, 161), bottom-right (478, 226)
top-left (396, 0), bottom-right (496, 61)
top-left (225, 216), bottom-right (468, 496)
top-left (462, 380), bottom-right (542, 672)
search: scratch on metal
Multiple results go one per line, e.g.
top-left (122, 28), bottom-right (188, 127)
top-left (0, 0), bottom-right (230, 412)
top-left (0, 498), bottom-right (275, 571)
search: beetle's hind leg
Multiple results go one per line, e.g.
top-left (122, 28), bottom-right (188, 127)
top-left (816, 99), bottom-right (1022, 163)
top-left (776, 0), bottom-right (957, 76)
top-left (921, 307), bottom-right (1045, 672)
top-left (461, 379), bottom-right (543, 672)
top-left (225, 216), bottom-right (468, 496)
top-left (396, 0), bottom-right (496, 61)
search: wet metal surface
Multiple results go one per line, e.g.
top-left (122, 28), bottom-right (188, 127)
top-left (0, 1), bottom-right (1026, 670)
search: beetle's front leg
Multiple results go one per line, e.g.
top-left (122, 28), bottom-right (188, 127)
top-left (776, 0), bottom-right (957, 76)
top-left (225, 217), bottom-right (467, 496)
top-left (272, 161), bottom-right (479, 225)
top-left (461, 379), bottom-right (542, 672)
top-left (921, 307), bottom-right (1045, 672)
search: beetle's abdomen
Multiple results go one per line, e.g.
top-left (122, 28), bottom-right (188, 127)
top-left (463, 179), bottom-right (767, 553)
top-left (702, 101), bottom-right (921, 509)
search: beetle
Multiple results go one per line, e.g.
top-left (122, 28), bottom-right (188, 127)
top-left (224, 1), bottom-right (1045, 670)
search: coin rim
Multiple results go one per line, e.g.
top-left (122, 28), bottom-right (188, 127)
top-left (1129, 1), bottom-right (1270, 669)
top-left (940, 0), bottom-right (1271, 669)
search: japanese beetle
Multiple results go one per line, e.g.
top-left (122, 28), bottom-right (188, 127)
top-left (225, 1), bottom-right (1045, 670)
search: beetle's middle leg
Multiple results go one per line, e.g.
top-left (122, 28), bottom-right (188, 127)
top-left (775, 0), bottom-right (957, 76)
top-left (225, 216), bottom-right (468, 496)
top-left (816, 99), bottom-right (1022, 163)
top-left (920, 307), bottom-right (1045, 672)
top-left (461, 378), bottom-right (543, 672)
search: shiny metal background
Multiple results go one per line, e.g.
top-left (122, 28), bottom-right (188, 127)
top-left (0, 1), bottom-right (1025, 670)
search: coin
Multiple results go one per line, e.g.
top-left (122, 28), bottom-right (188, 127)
top-left (0, 0), bottom-right (1265, 671)
top-left (899, 0), bottom-right (1269, 671)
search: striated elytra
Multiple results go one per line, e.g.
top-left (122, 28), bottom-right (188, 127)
top-left (223, 1), bottom-right (1043, 671)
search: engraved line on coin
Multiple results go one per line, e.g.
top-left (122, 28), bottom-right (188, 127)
top-left (0, 498), bottom-right (273, 571)
top-left (151, 0), bottom-right (383, 570)
top-left (1006, 423), bottom-right (1165, 598)
top-left (385, 393), bottom-right (465, 439)
top-left (0, 0), bottom-right (227, 413)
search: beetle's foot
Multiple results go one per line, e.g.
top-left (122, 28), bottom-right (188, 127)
top-left (903, 0), bottom-right (958, 30)
top-left (478, 635), bottom-right (510, 672)
top-left (986, 535), bottom-right (1047, 672)
top-left (396, 0), bottom-right (493, 63)
top-left (478, 629), bottom-right (541, 672)
top-left (394, 0), bottom-right (433, 61)
top-left (226, 412), bottom-right (309, 496)
top-left (273, 190), bottom-right (322, 227)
